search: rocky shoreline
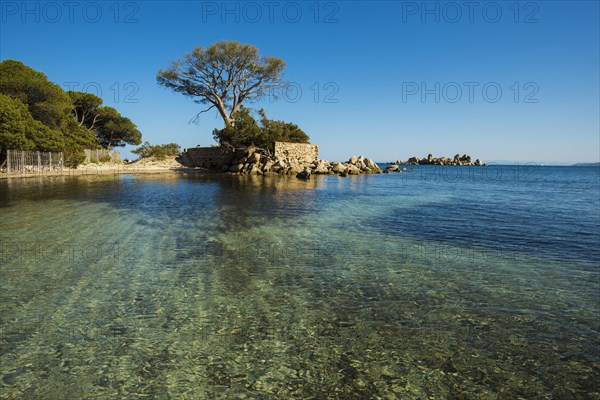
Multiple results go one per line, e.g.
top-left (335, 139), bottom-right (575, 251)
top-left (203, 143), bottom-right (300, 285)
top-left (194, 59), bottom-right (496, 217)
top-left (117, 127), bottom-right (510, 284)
top-left (2, 151), bottom-right (487, 181)
top-left (388, 154), bottom-right (485, 166)
top-left (181, 147), bottom-right (382, 179)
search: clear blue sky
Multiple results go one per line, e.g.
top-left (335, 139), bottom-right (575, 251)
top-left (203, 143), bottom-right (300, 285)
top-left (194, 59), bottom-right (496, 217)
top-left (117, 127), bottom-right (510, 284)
top-left (1, 0), bottom-right (599, 164)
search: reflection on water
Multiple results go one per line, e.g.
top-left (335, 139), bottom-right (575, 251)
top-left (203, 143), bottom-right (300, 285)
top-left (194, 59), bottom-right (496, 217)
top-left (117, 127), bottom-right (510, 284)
top-left (1, 169), bottom-right (599, 399)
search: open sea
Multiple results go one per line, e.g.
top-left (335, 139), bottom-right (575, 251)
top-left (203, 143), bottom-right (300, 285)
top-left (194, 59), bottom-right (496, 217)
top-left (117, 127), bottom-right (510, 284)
top-left (1, 165), bottom-right (599, 399)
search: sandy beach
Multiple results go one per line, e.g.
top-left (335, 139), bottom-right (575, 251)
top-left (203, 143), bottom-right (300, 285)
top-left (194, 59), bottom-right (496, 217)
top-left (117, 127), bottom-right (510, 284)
top-left (0, 157), bottom-right (195, 179)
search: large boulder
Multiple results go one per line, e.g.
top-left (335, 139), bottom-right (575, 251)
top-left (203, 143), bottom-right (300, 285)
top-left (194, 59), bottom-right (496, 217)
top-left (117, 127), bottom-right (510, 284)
top-left (346, 164), bottom-right (361, 174)
top-left (229, 163), bottom-right (244, 173)
top-left (245, 147), bottom-right (257, 158)
top-left (364, 158), bottom-right (382, 172)
top-left (250, 152), bottom-right (261, 164)
top-left (273, 160), bottom-right (286, 169)
top-left (296, 167), bottom-right (311, 180)
top-left (285, 163), bottom-right (303, 173)
top-left (262, 161), bottom-right (274, 173)
top-left (252, 164), bottom-right (263, 175)
top-left (332, 163), bottom-right (347, 173)
top-left (314, 160), bottom-right (330, 174)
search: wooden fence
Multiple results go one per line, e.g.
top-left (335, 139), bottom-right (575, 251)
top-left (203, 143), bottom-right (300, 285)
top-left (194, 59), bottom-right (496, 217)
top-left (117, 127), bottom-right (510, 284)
top-left (4, 150), bottom-right (64, 174)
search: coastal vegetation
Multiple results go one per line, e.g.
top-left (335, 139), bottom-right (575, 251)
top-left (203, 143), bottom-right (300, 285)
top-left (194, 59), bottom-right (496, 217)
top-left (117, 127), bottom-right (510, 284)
top-left (0, 60), bottom-right (142, 166)
top-left (157, 40), bottom-right (286, 128)
top-left (212, 106), bottom-right (309, 153)
top-left (69, 91), bottom-right (142, 149)
top-left (157, 40), bottom-right (312, 163)
top-left (132, 142), bottom-right (181, 160)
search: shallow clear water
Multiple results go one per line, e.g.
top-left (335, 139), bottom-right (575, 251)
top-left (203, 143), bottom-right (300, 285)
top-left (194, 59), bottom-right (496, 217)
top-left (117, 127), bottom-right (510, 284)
top-left (1, 166), bottom-right (599, 399)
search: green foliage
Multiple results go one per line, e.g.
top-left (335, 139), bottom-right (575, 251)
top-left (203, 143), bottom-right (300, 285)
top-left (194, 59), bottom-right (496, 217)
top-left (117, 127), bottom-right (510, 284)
top-left (90, 157), bottom-right (99, 164)
top-left (132, 142), bottom-right (181, 160)
top-left (0, 93), bottom-right (36, 153)
top-left (68, 91), bottom-right (103, 128)
top-left (93, 107), bottom-right (142, 149)
top-left (258, 109), bottom-right (310, 150)
top-left (63, 119), bottom-right (101, 150)
top-left (0, 60), bottom-right (96, 166)
top-left (60, 119), bottom-right (101, 167)
top-left (0, 93), bottom-right (64, 156)
top-left (62, 147), bottom-right (86, 168)
top-left (0, 60), bottom-right (72, 131)
top-left (99, 154), bottom-right (112, 163)
top-left (212, 107), bottom-right (309, 151)
top-left (0, 60), bottom-right (143, 167)
top-left (157, 40), bottom-right (286, 127)
top-left (68, 91), bottom-right (141, 149)
top-left (212, 106), bottom-right (263, 149)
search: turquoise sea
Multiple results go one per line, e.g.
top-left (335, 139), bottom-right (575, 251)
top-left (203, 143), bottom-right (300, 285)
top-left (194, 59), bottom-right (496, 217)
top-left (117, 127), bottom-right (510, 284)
top-left (1, 165), bottom-right (599, 399)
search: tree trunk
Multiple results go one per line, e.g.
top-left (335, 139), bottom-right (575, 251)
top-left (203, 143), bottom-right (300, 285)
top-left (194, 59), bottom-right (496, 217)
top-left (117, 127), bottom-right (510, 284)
top-left (215, 99), bottom-right (235, 127)
top-left (224, 116), bottom-right (235, 127)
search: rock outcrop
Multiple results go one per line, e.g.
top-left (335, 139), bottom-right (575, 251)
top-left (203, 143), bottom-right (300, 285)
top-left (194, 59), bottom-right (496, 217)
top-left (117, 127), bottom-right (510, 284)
top-left (205, 147), bottom-right (381, 178)
top-left (388, 154), bottom-right (486, 166)
top-left (178, 144), bottom-right (382, 178)
top-left (385, 165), bottom-right (408, 173)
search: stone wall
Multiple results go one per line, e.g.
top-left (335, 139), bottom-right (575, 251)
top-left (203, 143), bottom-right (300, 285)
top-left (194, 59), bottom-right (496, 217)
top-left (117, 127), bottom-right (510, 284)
top-left (179, 142), bottom-right (319, 170)
top-left (274, 142), bottom-right (318, 166)
top-left (177, 147), bottom-right (244, 171)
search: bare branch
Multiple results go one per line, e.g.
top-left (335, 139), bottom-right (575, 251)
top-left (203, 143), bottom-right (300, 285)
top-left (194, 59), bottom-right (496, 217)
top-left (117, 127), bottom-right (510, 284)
top-left (189, 104), bottom-right (216, 124)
